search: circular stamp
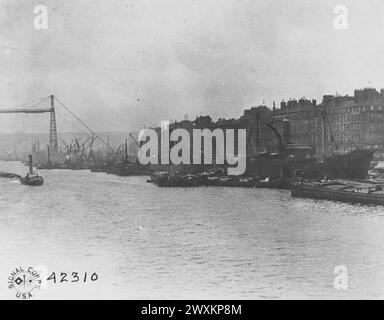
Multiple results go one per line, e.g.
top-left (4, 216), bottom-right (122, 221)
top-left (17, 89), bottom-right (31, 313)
top-left (8, 267), bottom-right (42, 299)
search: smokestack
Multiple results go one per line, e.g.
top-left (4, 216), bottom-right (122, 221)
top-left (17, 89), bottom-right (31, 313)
top-left (28, 155), bottom-right (33, 174)
top-left (282, 119), bottom-right (290, 145)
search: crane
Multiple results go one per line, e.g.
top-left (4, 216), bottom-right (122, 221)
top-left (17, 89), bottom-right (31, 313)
top-left (0, 95), bottom-right (58, 152)
top-left (0, 94), bottom-right (117, 156)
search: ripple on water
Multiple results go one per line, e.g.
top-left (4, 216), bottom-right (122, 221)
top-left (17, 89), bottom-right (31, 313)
top-left (1, 161), bottom-right (384, 299)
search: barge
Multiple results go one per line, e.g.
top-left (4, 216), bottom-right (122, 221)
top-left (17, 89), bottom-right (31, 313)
top-left (291, 180), bottom-right (384, 205)
top-left (150, 171), bottom-right (292, 189)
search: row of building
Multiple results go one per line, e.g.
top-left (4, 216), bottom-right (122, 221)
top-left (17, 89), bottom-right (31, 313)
top-left (148, 87), bottom-right (384, 162)
top-left (273, 87), bottom-right (384, 159)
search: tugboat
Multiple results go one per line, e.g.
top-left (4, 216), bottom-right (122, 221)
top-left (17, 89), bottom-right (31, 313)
top-left (20, 155), bottom-right (44, 186)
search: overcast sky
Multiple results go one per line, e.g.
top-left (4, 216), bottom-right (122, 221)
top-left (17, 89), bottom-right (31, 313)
top-left (1, 0), bottom-right (384, 133)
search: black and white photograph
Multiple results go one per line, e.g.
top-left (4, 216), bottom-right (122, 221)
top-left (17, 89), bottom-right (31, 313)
top-left (1, 0), bottom-right (384, 305)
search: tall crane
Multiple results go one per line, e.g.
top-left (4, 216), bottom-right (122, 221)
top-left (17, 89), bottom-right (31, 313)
top-left (0, 95), bottom-right (58, 152)
top-left (0, 94), bottom-right (117, 157)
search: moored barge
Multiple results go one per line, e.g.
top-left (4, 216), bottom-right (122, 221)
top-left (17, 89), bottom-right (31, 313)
top-left (291, 180), bottom-right (384, 205)
top-left (150, 171), bottom-right (292, 189)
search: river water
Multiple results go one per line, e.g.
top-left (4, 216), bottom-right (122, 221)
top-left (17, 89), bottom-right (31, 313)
top-left (1, 160), bottom-right (384, 299)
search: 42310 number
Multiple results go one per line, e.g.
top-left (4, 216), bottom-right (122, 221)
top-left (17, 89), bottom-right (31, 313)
top-left (47, 272), bottom-right (98, 284)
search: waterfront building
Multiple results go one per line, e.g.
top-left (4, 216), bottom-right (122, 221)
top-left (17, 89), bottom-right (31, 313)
top-left (146, 87), bottom-right (384, 165)
top-left (273, 88), bottom-right (384, 159)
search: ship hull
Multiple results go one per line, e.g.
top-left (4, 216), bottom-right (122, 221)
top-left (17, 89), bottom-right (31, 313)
top-left (323, 149), bottom-right (373, 180)
top-left (151, 172), bottom-right (201, 187)
top-left (291, 183), bottom-right (384, 205)
top-left (20, 176), bottom-right (44, 186)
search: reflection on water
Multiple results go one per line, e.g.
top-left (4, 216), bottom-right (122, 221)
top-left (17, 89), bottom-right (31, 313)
top-left (1, 161), bottom-right (384, 299)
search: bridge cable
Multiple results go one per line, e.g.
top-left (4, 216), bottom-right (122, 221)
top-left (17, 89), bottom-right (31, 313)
top-left (54, 97), bottom-right (116, 153)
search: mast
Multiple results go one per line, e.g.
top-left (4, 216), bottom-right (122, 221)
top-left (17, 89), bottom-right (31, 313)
top-left (168, 137), bottom-right (171, 174)
top-left (124, 138), bottom-right (128, 162)
top-left (246, 109), bottom-right (259, 158)
top-left (106, 135), bottom-right (110, 162)
top-left (256, 110), bottom-right (259, 152)
top-left (28, 155), bottom-right (33, 174)
top-left (47, 144), bottom-right (51, 165)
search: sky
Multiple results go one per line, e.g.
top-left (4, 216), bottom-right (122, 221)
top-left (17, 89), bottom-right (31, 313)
top-left (1, 0), bottom-right (384, 133)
